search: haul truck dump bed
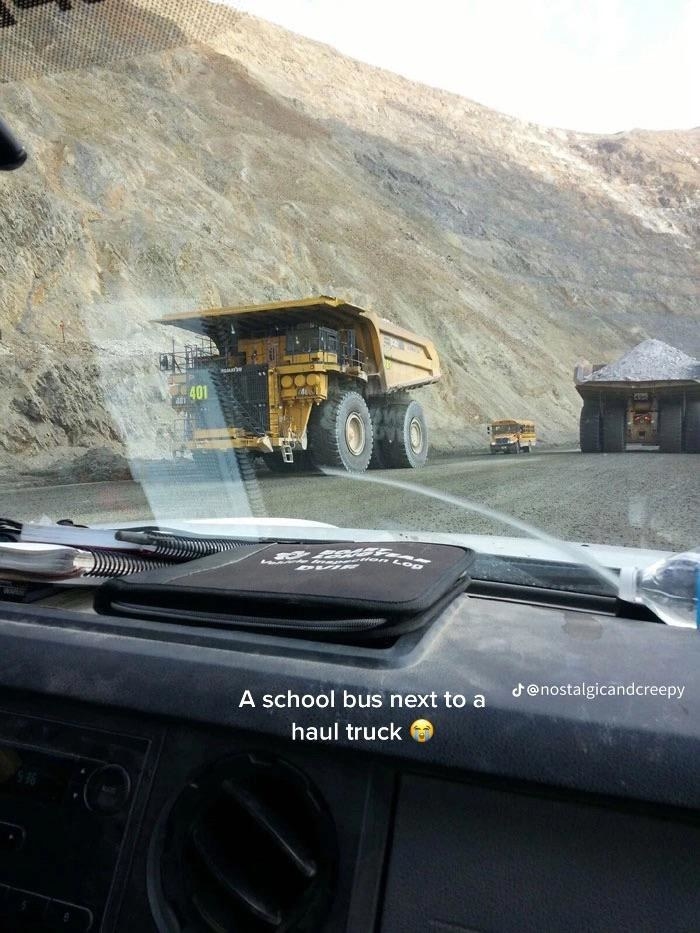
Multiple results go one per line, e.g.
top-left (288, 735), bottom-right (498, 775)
top-left (156, 296), bottom-right (441, 472)
top-left (575, 339), bottom-right (700, 454)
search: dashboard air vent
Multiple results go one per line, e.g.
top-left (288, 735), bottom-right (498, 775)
top-left (150, 752), bottom-right (337, 932)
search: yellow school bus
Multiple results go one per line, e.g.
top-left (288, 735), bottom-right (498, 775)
top-left (487, 419), bottom-right (536, 454)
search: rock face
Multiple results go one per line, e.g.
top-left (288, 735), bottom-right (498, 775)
top-left (0, 1), bottom-right (698, 475)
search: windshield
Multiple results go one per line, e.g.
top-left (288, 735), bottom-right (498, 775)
top-left (491, 424), bottom-right (521, 436)
top-left (1, 0), bottom-right (698, 570)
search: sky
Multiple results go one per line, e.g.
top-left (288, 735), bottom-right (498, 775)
top-left (229, 0), bottom-right (698, 133)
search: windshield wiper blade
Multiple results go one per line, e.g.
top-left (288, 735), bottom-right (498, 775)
top-left (115, 528), bottom-right (252, 561)
top-left (467, 577), bottom-right (660, 622)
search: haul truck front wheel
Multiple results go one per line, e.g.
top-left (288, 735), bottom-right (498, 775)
top-left (579, 402), bottom-right (602, 453)
top-left (309, 391), bottom-right (374, 473)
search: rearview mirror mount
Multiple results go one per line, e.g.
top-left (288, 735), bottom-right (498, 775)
top-left (0, 115), bottom-right (27, 171)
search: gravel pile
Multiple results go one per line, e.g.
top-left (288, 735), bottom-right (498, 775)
top-left (586, 339), bottom-right (700, 382)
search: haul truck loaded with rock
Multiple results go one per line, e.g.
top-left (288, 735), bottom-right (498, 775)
top-left (156, 296), bottom-right (441, 473)
top-left (576, 339), bottom-right (700, 454)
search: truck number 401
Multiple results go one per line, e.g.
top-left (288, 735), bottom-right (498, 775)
top-left (189, 385), bottom-right (208, 401)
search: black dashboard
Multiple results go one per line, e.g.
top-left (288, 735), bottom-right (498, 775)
top-left (1, 593), bottom-right (699, 932)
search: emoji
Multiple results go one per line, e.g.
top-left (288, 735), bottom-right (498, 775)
top-left (410, 718), bottom-right (434, 743)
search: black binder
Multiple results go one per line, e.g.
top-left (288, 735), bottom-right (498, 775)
top-left (94, 541), bottom-right (474, 642)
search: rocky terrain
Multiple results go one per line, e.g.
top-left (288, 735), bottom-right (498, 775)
top-left (0, 0), bottom-right (698, 479)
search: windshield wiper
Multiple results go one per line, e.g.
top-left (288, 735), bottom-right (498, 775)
top-left (468, 554), bottom-right (659, 620)
top-left (115, 528), bottom-right (252, 560)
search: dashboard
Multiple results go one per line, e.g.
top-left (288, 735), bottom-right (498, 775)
top-left (0, 592), bottom-right (699, 932)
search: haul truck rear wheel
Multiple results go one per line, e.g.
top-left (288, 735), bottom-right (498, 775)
top-left (659, 400), bottom-right (684, 453)
top-left (602, 405), bottom-right (626, 452)
top-left (579, 402), bottom-right (602, 453)
top-left (684, 400), bottom-right (700, 453)
top-left (385, 400), bottom-right (429, 468)
top-left (308, 391), bottom-right (373, 473)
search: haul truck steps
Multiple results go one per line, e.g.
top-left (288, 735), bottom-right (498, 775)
top-left (575, 340), bottom-right (700, 454)
top-left (155, 296), bottom-right (441, 474)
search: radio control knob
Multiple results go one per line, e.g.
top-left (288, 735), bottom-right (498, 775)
top-left (84, 765), bottom-right (131, 815)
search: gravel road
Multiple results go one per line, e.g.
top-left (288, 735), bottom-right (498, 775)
top-left (2, 451), bottom-right (696, 552)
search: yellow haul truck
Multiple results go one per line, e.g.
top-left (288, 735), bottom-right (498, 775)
top-left (575, 340), bottom-right (700, 453)
top-left (156, 296), bottom-right (441, 473)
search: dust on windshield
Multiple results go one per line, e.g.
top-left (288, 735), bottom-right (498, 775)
top-left (0, 0), bottom-right (698, 553)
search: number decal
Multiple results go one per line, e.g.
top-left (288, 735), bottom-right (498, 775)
top-left (189, 385), bottom-right (208, 401)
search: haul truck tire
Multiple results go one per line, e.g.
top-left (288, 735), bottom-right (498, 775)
top-left (385, 400), bottom-right (429, 469)
top-left (368, 442), bottom-right (388, 470)
top-left (308, 390), bottom-right (374, 473)
top-left (579, 402), bottom-right (603, 453)
top-left (658, 400), bottom-right (684, 453)
top-left (367, 400), bottom-right (389, 469)
top-left (602, 405), bottom-right (626, 453)
top-left (684, 400), bottom-right (700, 453)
